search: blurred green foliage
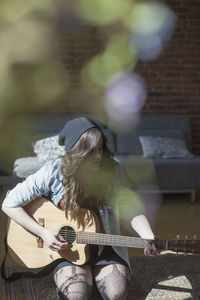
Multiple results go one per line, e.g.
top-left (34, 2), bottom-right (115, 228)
top-left (0, 0), bottom-right (68, 171)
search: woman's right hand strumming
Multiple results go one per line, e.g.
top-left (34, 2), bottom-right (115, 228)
top-left (40, 228), bottom-right (69, 252)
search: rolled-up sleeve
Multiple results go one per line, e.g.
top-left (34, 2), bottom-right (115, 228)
top-left (2, 159), bottom-right (59, 208)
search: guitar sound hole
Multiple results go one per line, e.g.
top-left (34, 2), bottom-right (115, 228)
top-left (59, 226), bottom-right (76, 244)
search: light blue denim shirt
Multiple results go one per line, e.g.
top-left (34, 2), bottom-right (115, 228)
top-left (2, 158), bottom-right (65, 208)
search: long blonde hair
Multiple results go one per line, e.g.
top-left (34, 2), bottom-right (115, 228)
top-left (61, 127), bottom-right (114, 216)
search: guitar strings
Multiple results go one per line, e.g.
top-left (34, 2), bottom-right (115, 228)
top-left (59, 229), bottom-right (145, 241)
top-left (59, 229), bottom-right (147, 247)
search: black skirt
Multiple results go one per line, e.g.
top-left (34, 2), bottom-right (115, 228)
top-left (53, 245), bottom-right (128, 276)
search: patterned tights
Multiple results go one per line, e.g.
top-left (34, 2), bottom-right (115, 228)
top-left (54, 264), bottom-right (130, 300)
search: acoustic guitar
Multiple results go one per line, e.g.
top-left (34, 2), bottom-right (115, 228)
top-left (7, 197), bottom-right (200, 268)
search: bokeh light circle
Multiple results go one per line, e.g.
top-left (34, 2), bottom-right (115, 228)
top-left (128, 1), bottom-right (177, 61)
top-left (105, 72), bottom-right (147, 132)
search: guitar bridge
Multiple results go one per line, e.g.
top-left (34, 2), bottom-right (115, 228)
top-left (37, 218), bottom-right (44, 248)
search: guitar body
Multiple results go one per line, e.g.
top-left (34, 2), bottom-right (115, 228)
top-left (7, 197), bottom-right (200, 269)
top-left (7, 197), bottom-right (100, 268)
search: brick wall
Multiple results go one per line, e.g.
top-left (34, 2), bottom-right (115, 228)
top-left (41, 0), bottom-right (200, 154)
top-left (137, 0), bottom-right (200, 154)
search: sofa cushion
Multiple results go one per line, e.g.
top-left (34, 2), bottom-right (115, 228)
top-left (116, 129), bottom-right (187, 155)
top-left (152, 157), bottom-right (200, 189)
top-left (139, 136), bottom-right (193, 159)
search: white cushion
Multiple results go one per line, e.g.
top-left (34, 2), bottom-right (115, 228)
top-left (14, 157), bottom-right (43, 178)
top-left (33, 135), bottom-right (66, 163)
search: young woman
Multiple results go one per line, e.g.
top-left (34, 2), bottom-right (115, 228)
top-left (2, 117), bottom-right (158, 300)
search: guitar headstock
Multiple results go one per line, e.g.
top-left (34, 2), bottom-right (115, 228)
top-left (156, 235), bottom-right (200, 255)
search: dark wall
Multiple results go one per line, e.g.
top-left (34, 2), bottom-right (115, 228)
top-left (41, 0), bottom-right (200, 154)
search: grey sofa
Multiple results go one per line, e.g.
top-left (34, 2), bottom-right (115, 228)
top-left (13, 114), bottom-right (200, 202)
top-left (114, 114), bottom-right (198, 202)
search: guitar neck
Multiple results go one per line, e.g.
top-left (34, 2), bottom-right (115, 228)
top-left (76, 232), bottom-right (168, 250)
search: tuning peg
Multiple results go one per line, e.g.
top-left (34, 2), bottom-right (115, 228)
top-left (184, 235), bottom-right (188, 244)
top-left (193, 235), bottom-right (197, 244)
top-left (176, 235), bottom-right (180, 244)
top-left (184, 235), bottom-right (188, 254)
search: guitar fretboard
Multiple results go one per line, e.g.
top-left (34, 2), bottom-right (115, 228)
top-left (76, 232), bottom-right (148, 248)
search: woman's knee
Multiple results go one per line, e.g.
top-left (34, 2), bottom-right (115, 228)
top-left (97, 283), bottom-right (127, 300)
top-left (54, 265), bottom-right (93, 300)
top-left (60, 279), bottom-right (92, 300)
top-left (57, 284), bottom-right (92, 300)
top-left (95, 264), bottom-right (129, 300)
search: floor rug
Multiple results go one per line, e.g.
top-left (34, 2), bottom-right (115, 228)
top-left (1, 253), bottom-right (200, 300)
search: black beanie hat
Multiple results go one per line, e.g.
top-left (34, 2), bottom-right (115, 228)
top-left (58, 117), bottom-right (104, 152)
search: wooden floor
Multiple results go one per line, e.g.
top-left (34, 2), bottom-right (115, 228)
top-left (153, 193), bottom-right (200, 241)
top-left (1, 181), bottom-right (200, 262)
top-left (128, 192), bottom-right (200, 256)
